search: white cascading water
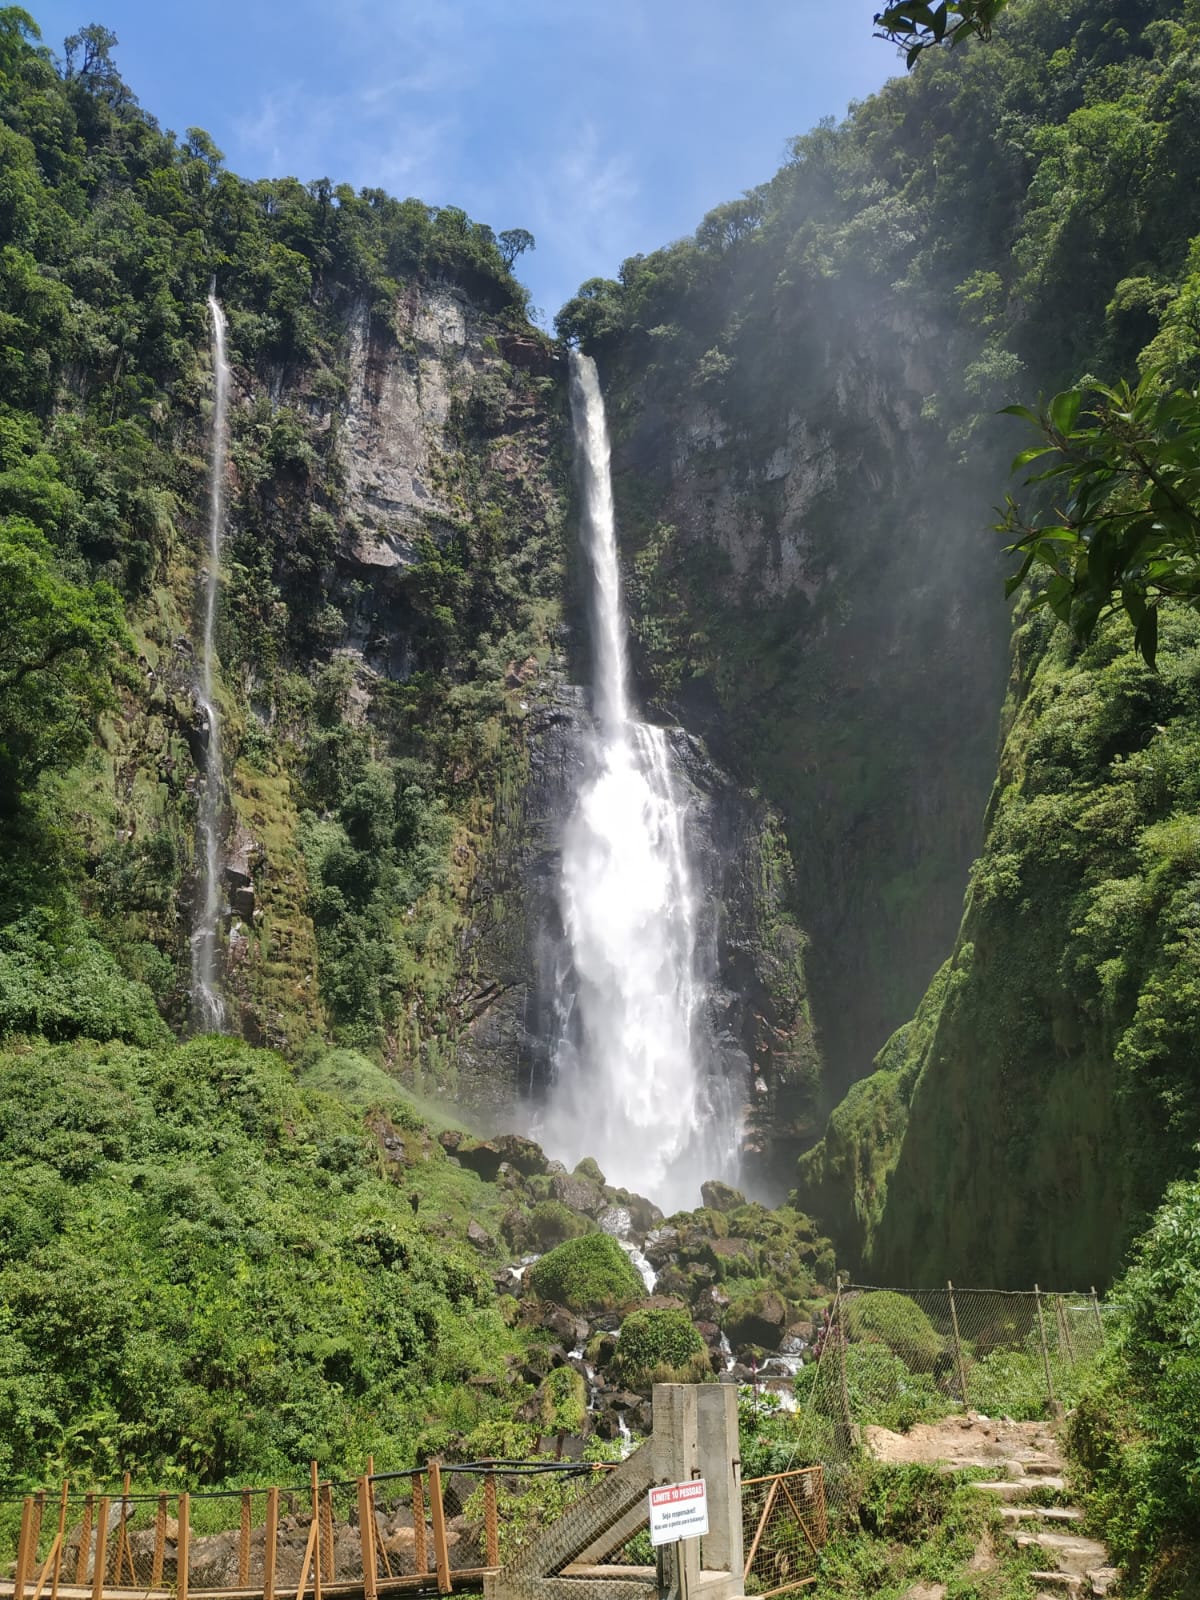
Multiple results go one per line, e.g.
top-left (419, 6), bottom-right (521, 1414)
top-left (543, 352), bottom-right (738, 1211)
top-left (190, 294), bottom-right (230, 1033)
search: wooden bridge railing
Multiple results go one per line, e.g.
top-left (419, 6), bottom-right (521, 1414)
top-left (4, 1459), bottom-right (612, 1600)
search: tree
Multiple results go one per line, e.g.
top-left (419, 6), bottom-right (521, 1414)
top-left (0, 517), bottom-right (128, 808)
top-left (497, 227), bottom-right (534, 270)
top-left (875, 1), bottom-right (1010, 67)
top-left (1000, 373), bottom-right (1200, 668)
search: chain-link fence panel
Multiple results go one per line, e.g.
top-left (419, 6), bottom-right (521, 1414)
top-left (819, 1283), bottom-right (1113, 1430)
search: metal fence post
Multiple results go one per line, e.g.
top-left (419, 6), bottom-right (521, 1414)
top-left (834, 1284), bottom-right (852, 1433)
top-left (1090, 1286), bottom-right (1105, 1340)
top-left (947, 1281), bottom-right (969, 1408)
top-left (1034, 1285), bottom-right (1055, 1408)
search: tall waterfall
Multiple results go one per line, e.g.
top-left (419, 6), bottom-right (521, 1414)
top-left (190, 294), bottom-right (230, 1033)
top-left (544, 352), bottom-right (738, 1211)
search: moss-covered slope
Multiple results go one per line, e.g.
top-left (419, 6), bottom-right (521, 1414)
top-left (798, 606), bottom-right (1200, 1286)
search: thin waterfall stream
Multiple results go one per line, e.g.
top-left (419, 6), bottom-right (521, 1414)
top-left (190, 293), bottom-right (230, 1033)
top-left (542, 352), bottom-right (739, 1211)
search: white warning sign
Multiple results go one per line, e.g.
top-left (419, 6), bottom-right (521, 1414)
top-left (647, 1479), bottom-right (709, 1546)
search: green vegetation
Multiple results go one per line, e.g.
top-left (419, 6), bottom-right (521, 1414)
top-left (0, 1035), bottom-right (535, 1485)
top-left (0, 6), bottom-right (563, 1057)
top-left (813, 1464), bottom-right (1043, 1600)
top-left (1068, 1176), bottom-right (1200, 1599)
top-left (843, 1292), bottom-right (943, 1369)
top-left (610, 1308), bottom-right (709, 1387)
top-left (1002, 371), bottom-right (1200, 668)
top-left (526, 1233), bottom-right (645, 1314)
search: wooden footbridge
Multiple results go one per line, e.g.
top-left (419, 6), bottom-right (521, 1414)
top-left (2, 1389), bottom-right (826, 1600)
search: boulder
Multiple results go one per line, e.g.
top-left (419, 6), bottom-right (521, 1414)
top-left (549, 1172), bottom-right (606, 1216)
top-left (643, 1227), bottom-right (681, 1268)
top-left (466, 1219), bottom-right (493, 1252)
top-left (700, 1181), bottom-right (748, 1214)
top-left (493, 1134), bottom-right (550, 1176)
top-left (456, 1141), bottom-right (505, 1182)
top-left (722, 1290), bottom-right (790, 1352)
top-left (541, 1304), bottom-right (589, 1346)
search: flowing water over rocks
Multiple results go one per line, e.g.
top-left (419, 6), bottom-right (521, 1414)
top-left (190, 294), bottom-right (230, 1033)
top-left (541, 353), bottom-right (740, 1210)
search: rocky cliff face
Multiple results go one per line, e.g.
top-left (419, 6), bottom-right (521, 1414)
top-left (593, 293), bottom-right (1012, 1117)
top-left (105, 274), bottom-right (816, 1168)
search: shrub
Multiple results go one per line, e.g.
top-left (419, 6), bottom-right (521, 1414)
top-left (1067, 1177), bottom-right (1200, 1593)
top-left (844, 1292), bottom-right (945, 1370)
top-left (611, 1309), bottom-right (709, 1388)
top-left (526, 1234), bottom-right (643, 1313)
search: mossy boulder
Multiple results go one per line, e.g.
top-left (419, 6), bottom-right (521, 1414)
top-left (722, 1290), bottom-right (790, 1351)
top-left (611, 1308), bottom-right (710, 1388)
top-left (527, 1233), bottom-right (644, 1313)
top-left (503, 1200), bottom-right (593, 1253)
top-left (843, 1290), bottom-right (944, 1370)
top-left (700, 1181), bottom-right (747, 1213)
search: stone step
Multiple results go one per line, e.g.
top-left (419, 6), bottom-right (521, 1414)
top-left (1088, 1568), bottom-right (1120, 1597)
top-left (999, 1505), bottom-right (1084, 1525)
top-left (969, 1477), bottom-right (1066, 1501)
top-left (1012, 1531), bottom-right (1110, 1577)
top-left (1029, 1573), bottom-right (1083, 1595)
top-left (1009, 1454), bottom-right (1064, 1478)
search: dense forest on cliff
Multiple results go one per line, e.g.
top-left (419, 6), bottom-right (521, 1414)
top-left (2, 1), bottom-right (1200, 1592)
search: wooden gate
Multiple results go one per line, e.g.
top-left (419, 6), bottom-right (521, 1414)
top-left (740, 1467), bottom-right (827, 1597)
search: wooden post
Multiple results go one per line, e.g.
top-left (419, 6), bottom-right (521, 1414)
top-left (31, 1493), bottom-right (46, 1569)
top-left (177, 1495), bottom-right (190, 1600)
top-left (294, 1520), bottom-right (318, 1600)
top-left (426, 1460), bottom-right (452, 1595)
top-left (14, 1496), bottom-right (35, 1600)
top-left (239, 1490), bottom-right (252, 1587)
top-left (310, 1463), bottom-right (322, 1600)
top-left (75, 1496), bottom-right (95, 1587)
top-left (483, 1468), bottom-right (499, 1569)
top-left (91, 1498), bottom-right (109, 1600)
top-left (113, 1473), bottom-right (133, 1587)
top-left (50, 1482), bottom-right (68, 1600)
top-left (947, 1281), bottom-right (970, 1407)
top-left (1034, 1285), bottom-right (1055, 1408)
top-left (412, 1474), bottom-right (428, 1576)
top-left (320, 1485), bottom-right (335, 1589)
top-left (357, 1477), bottom-right (378, 1600)
top-left (151, 1495), bottom-right (167, 1590)
top-left (1090, 1286), bottom-right (1105, 1340)
top-left (263, 1487), bottom-right (279, 1600)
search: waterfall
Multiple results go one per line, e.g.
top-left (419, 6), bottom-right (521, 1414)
top-left (543, 352), bottom-right (739, 1212)
top-left (190, 293), bottom-right (230, 1033)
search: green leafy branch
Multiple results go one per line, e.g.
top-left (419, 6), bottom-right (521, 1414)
top-left (874, 1), bottom-right (1010, 68)
top-left (999, 374), bottom-right (1200, 668)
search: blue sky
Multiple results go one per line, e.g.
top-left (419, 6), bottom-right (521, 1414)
top-left (33, 1), bottom-right (901, 321)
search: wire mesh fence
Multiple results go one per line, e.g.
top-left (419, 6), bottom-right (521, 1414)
top-left (740, 1467), bottom-right (826, 1597)
top-left (765, 1278), bottom-right (1117, 1535)
top-left (821, 1282), bottom-right (1110, 1426)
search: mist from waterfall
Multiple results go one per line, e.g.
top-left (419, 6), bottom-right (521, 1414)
top-left (543, 352), bottom-right (739, 1212)
top-left (190, 294), bottom-right (230, 1033)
